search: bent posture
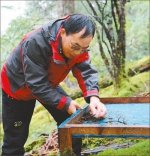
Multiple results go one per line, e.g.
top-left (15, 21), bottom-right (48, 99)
top-left (1, 14), bottom-right (107, 156)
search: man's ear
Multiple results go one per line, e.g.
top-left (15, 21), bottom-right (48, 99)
top-left (60, 28), bottom-right (66, 36)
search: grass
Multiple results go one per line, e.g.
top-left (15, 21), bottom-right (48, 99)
top-left (82, 138), bottom-right (150, 156)
top-left (91, 140), bottom-right (150, 156)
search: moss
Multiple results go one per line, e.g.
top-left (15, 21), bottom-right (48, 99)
top-left (48, 151), bottom-right (60, 156)
top-left (25, 105), bottom-right (57, 147)
top-left (100, 85), bottom-right (116, 97)
top-left (76, 97), bottom-right (85, 106)
top-left (33, 104), bottom-right (46, 114)
top-left (61, 147), bottom-right (76, 156)
top-left (29, 109), bottom-right (56, 135)
top-left (93, 140), bottom-right (150, 156)
top-left (126, 55), bottom-right (149, 70)
top-left (100, 71), bottom-right (149, 97)
top-left (25, 136), bottom-right (46, 152)
top-left (82, 138), bottom-right (114, 149)
top-left (60, 82), bottom-right (70, 93)
top-left (130, 72), bottom-right (149, 92)
top-left (60, 82), bottom-right (83, 99)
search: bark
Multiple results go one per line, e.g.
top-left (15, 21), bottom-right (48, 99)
top-left (94, 22), bottom-right (114, 79)
top-left (86, 0), bottom-right (126, 89)
top-left (128, 63), bottom-right (150, 76)
top-left (114, 0), bottom-right (126, 88)
top-left (57, 0), bottom-right (75, 17)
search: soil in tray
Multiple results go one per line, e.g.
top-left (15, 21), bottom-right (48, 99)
top-left (77, 112), bottom-right (116, 125)
top-left (77, 103), bottom-right (149, 125)
top-left (77, 112), bottom-right (130, 125)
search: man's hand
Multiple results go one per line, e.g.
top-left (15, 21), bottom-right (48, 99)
top-left (67, 100), bottom-right (83, 115)
top-left (89, 96), bottom-right (107, 119)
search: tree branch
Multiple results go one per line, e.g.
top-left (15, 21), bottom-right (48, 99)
top-left (94, 22), bottom-right (114, 78)
top-left (114, 0), bottom-right (120, 21)
top-left (86, 0), bottom-right (98, 16)
top-left (95, 0), bottom-right (102, 14)
top-left (111, 0), bottom-right (119, 33)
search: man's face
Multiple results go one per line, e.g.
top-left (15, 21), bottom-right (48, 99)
top-left (60, 28), bottom-right (93, 58)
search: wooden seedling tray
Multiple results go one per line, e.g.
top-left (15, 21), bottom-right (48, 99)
top-left (58, 97), bottom-right (150, 153)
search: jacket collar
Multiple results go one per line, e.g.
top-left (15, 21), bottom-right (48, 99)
top-left (49, 15), bottom-right (90, 65)
top-left (50, 24), bottom-right (66, 64)
top-left (49, 15), bottom-right (71, 64)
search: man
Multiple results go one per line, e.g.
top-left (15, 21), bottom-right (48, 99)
top-left (1, 13), bottom-right (107, 155)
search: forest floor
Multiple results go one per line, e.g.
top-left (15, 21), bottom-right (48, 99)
top-left (24, 84), bottom-right (150, 156)
top-left (131, 81), bottom-right (149, 97)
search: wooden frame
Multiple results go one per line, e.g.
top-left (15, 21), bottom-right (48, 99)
top-left (58, 97), bottom-right (150, 154)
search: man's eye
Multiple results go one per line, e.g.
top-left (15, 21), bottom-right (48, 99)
top-left (72, 45), bottom-right (80, 50)
top-left (82, 48), bottom-right (90, 52)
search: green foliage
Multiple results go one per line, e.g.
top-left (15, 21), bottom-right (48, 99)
top-left (91, 140), bottom-right (150, 156)
top-left (1, 1), bottom-right (58, 68)
top-left (61, 147), bottom-right (75, 156)
top-left (99, 77), bottom-right (113, 88)
top-left (48, 150), bottom-right (60, 156)
top-left (25, 1), bottom-right (58, 20)
top-left (60, 82), bottom-right (82, 99)
top-left (75, 0), bottom-right (89, 15)
top-left (82, 138), bottom-right (114, 149)
top-left (82, 138), bottom-right (149, 156)
top-left (100, 71), bottom-right (149, 97)
top-left (1, 16), bottom-right (36, 67)
top-left (25, 104), bottom-right (57, 147)
top-left (126, 55), bottom-right (150, 73)
top-left (76, 97), bottom-right (86, 107)
top-left (25, 136), bottom-right (46, 152)
top-left (126, 1), bottom-right (149, 61)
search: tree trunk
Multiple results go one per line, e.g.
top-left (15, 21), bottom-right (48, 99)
top-left (85, 0), bottom-right (127, 90)
top-left (57, 0), bottom-right (75, 17)
top-left (114, 0), bottom-right (126, 89)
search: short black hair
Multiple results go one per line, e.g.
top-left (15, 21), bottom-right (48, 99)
top-left (62, 13), bottom-right (95, 38)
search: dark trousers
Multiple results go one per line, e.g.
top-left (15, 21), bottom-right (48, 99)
top-left (1, 90), bottom-right (82, 156)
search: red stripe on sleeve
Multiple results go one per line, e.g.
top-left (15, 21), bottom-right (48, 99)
top-left (83, 90), bottom-right (99, 97)
top-left (56, 95), bottom-right (67, 109)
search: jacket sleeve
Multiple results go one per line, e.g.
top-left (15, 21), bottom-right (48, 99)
top-left (21, 38), bottom-right (71, 111)
top-left (72, 58), bottom-right (100, 103)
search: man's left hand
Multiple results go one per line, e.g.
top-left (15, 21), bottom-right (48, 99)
top-left (89, 96), bottom-right (107, 119)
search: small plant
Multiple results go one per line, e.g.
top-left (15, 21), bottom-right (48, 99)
top-left (49, 150), bottom-right (60, 156)
top-left (61, 147), bottom-right (75, 156)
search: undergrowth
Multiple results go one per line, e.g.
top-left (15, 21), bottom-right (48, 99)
top-left (91, 140), bottom-right (150, 156)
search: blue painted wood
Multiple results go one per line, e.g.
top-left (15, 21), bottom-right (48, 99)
top-left (59, 102), bottom-right (149, 151)
top-left (58, 104), bottom-right (87, 128)
top-left (72, 134), bottom-right (150, 138)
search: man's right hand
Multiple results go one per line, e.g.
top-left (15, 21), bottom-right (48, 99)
top-left (67, 100), bottom-right (83, 115)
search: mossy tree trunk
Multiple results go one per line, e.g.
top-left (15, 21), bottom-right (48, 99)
top-left (86, 0), bottom-right (127, 89)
